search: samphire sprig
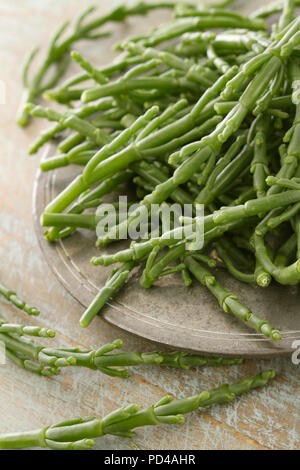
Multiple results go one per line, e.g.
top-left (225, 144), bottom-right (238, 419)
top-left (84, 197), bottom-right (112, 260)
top-left (0, 280), bottom-right (40, 316)
top-left (0, 322), bottom-right (242, 378)
top-left (0, 369), bottom-right (275, 449)
top-left (16, 1), bottom-right (186, 127)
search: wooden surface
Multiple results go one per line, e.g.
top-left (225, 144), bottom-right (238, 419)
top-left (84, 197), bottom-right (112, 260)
top-left (0, 0), bottom-right (299, 450)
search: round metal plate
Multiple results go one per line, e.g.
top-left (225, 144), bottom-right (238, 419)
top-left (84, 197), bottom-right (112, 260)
top-left (33, 147), bottom-right (300, 358)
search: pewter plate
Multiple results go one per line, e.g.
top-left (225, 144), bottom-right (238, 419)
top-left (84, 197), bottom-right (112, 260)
top-left (33, 146), bottom-right (300, 358)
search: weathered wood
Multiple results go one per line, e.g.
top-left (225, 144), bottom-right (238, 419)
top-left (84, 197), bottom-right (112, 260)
top-left (0, 0), bottom-right (299, 450)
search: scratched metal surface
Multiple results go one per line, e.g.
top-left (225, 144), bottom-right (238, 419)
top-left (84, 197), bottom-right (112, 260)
top-left (0, 0), bottom-right (299, 450)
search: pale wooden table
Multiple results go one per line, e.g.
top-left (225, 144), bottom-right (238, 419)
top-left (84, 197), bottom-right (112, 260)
top-left (0, 0), bottom-right (299, 450)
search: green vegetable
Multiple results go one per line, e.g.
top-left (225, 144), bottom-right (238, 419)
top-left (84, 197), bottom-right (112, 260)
top-left (17, 1), bottom-right (184, 126)
top-left (184, 256), bottom-right (281, 341)
top-left (80, 262), bottom-right (137, 328)
top-left (0, 325), bottom-right (242, 378)
top-left (0, 370), bottom-right (275, 449)
top-left (0, 319), bottom-right (54, 337)
top-left (0, 280), bottom-right (39, 316)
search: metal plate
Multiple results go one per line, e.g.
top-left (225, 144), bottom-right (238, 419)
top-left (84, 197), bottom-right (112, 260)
top-left (33, 146), bottom-right (300, 358)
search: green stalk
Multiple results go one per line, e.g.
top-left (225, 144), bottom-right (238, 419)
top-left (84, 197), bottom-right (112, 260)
top-left (184, 256), bottom-right (281, 340)
top-left (0, 325), bottom-right (243, 378)
top-left (0, 320), bottom-right (54, 338)
top-left (213, 190), bottom-right (300, 225)
top-left (26, 103), bottom-right (111, 147)
top-left (253, 229), bottom-right (300, 285)
top-left (82, 76), bottom-right (199, 103)
top-left (80, 262), bottom-right (137, 327)
top-left (0, 281), bottom-right (39, 316)
top-left (44, 171), bottom-right (132, 242)
top-left (274, 233), bottom-right (297, 266)
top-left (0, 370), bottom-right (275, 449)
top-left (214, 242), bottom-right (255, 284)
top-left (250, 115), bottom-right (271, 198)
top-left (17, 1), bottom-right (180, 126)
top-left (29, 97), bottom-right (115, 154)
top-left (140, 244), bottom-right (186, 288)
